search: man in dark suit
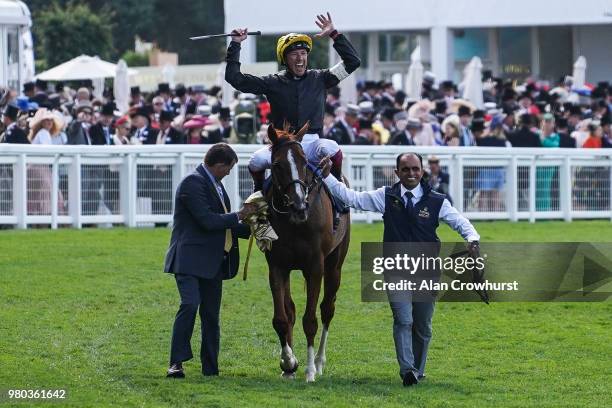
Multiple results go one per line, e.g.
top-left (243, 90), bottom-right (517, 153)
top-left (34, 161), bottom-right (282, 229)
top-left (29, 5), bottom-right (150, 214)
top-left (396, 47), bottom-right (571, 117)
top-left (165, 143), bottom-right (257, 378)
top-left (1, 104), bottom-right (29, 144)
top-left (327, 104), bottom-right (358, 145)
top-left (90, 102), bottom-right (115, 145)
top-left (156, 110), bottom-right (185, 144)
top-left (130, 106), bottom-right (158, 144)
top-left (507, 114), bottom-right (541, 147)
top-left (426, 155), bottom-right (452, 204)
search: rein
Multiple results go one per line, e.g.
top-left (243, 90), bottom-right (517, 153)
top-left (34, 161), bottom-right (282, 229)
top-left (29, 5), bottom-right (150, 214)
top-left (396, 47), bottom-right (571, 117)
top-left (269, 141), bottom-right (323, 215)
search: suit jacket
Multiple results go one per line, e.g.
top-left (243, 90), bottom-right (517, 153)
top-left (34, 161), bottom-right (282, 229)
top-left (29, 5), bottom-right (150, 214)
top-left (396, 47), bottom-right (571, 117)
top-left (164, 164), bottom-right (250, 280)
top-left (89, 123), bottom-right (114, 145)
top-left (327, 121), bottom-right (354, 145)
top-left (157, 127), bottom-right (186, 144)
top-left (1, 124), bottom-right (29, 144)
top-left (135, 126), bottom-right (159, 145)
top-left (388, 130), bottom-right (415, 145)
top-left (66, 121), bottom-right (91, 145)
top-left (507, 127), bottom-right (541, 147)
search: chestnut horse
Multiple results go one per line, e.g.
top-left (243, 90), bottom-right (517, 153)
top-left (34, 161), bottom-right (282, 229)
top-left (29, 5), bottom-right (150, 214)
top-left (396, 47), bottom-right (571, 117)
top-left (264, 123), bottom-right (350, 382)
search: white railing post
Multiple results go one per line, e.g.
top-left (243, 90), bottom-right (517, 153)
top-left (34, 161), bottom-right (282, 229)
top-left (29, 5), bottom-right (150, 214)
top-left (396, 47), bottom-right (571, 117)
top-left (508, 156), bottom-right (518, 222)
top-left (609, 157), bottom-right (612, 222)
top-left (172, 153), bottom-right (186, 212)
top-left (14, 154), bottom-right (27, 229)
top-left (365, 154), bottom-right (374, 224)
top-left (127, 154), bottom-right (137, 228)
top-left (120, 153), bottom-right (130, 227)
top-left (69, 154), bottom-right (82, 229)
top-left (529, 157), bottom-right (536, 223)
top-left (51, 154), bottom-right (59, 229)
top-left (560, 156), bottom-right (572, 222)
top-left (454, 155), bottom-right (464, 213)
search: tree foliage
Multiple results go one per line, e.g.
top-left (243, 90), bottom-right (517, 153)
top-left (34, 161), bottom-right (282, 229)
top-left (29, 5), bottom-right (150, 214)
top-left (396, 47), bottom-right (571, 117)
top-left (26, 0), bottom-right (226, 65)
top-left (34, 2), bottom-right (113, 66)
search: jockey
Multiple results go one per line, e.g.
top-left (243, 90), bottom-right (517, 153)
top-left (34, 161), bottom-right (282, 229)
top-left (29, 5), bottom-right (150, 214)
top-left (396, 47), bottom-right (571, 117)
top-left (225, 13), bottom-right (361, 191)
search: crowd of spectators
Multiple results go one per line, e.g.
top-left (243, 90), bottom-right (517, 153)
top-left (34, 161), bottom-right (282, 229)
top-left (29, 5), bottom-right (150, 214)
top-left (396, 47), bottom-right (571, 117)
top-left (1, 73), bottom-right (611, 149)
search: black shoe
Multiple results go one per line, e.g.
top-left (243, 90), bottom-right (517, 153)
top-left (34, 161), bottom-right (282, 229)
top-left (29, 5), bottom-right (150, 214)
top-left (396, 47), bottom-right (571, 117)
top-left (402, 371), bottom-right (419, 387)
top-left (167, 362), bottom-right (185, 378)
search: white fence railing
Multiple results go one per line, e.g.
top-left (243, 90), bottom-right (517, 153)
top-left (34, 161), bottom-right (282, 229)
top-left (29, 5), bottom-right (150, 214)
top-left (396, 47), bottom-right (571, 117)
top-left (0, 144), bottom-right (611, 229)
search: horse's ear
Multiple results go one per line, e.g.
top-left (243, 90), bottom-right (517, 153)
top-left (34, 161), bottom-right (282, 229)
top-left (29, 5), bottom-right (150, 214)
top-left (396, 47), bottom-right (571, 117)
top-left (295, 121), bottom-right (310, 142)
top-left (282, 120), bottom-right (290, 133)
top-left (267, 124), bottom-right (278, 144)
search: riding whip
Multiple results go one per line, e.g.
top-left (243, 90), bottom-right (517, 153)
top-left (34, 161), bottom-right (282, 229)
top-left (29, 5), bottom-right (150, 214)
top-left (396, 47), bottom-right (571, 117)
top-left (190, 31), bottom-right (262, 41)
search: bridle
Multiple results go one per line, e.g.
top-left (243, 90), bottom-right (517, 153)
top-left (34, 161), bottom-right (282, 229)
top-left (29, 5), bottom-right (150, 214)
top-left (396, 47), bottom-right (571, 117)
top-left (269, 140), bottom-right (321, 215)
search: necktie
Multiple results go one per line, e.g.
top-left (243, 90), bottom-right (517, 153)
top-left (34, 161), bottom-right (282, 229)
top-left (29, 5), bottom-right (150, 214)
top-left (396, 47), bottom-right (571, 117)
top-left (404, 191), bottom-right (414, 211)
top-left (218, 187), bottom-right (233, 252)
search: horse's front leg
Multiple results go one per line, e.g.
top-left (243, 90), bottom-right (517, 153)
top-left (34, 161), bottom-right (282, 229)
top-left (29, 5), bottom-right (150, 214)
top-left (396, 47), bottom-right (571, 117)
top-left (303, 257), bottom-right (324, 382)
top-left (269, 266), bottom-right (298, 378)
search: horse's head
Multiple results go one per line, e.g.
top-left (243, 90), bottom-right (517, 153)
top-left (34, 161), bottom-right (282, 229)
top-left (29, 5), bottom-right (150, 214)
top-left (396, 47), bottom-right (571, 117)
top-left (268, 121), bottom-right (310, 224)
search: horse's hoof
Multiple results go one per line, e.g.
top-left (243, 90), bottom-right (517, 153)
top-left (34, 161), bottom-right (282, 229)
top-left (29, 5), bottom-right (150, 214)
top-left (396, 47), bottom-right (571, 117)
top-left (281, 371), bottom-right (296, 380)
top-left (315, 356), bottom-right (326, 376)
top-left (280, 359), bottom-right (298, 373)
top-left (305, 371), bottom-right (316, 383)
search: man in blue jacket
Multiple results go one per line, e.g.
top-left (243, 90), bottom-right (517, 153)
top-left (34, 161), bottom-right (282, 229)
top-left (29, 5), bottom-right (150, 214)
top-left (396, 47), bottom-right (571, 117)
top-left (164, 143), bottom-right (257, 378)
top-left (321, 152), bottom-right (480, 386)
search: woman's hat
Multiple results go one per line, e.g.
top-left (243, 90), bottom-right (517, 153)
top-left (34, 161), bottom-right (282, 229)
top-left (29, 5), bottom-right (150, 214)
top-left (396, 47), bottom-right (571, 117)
top-left (28, 108), bottom-right (64, 135)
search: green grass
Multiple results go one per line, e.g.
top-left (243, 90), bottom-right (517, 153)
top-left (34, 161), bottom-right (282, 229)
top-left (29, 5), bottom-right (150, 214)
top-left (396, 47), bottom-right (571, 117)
top-left (1, 221), bottom-right (611, 407)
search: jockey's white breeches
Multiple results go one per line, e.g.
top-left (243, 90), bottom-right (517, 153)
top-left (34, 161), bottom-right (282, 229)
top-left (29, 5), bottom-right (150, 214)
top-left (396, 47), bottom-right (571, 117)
top-left (248, 134), bottom-right (341, 172)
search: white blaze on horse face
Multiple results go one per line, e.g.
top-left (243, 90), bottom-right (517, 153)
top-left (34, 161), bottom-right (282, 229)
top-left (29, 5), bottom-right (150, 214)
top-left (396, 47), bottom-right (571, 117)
top-left (287, 149), bottom-right (305, 202)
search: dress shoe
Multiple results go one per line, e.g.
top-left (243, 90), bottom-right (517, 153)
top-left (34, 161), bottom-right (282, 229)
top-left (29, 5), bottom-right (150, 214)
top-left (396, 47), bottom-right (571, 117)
top-left (166, 362), bottom-right (185, 378)
top-left (402, 371), bottom-right (419, 387)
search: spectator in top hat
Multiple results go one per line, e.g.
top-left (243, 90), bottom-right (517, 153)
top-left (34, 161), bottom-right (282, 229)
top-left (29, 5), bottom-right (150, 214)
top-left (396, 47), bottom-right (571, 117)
top-left (567, 105), bottom-right (582, 133)
top-left (130, 106), bottom-right (158, 144)
top-left (67, 102), bottom-right (94, 145)
top-left (457, 105), bottom-right (475, 146)
top-left (23, 82), bottom-right (35, 99)
top-left (130, 86), bottom-right (143, 107)
top-left (326, 86), bottom-right (341, 112)
top-left (157, 110), bottom-right (185, 144)
top-left (507, 114), bottom-right (541, 147)
top-left (158, 83), bottom-right (173, 111)
top-left (174, 84), bottom-right (197, 118)
top-left (426, 155), bottom-right (451, 203)
top-left (421, 71), bottom-right (437, 100)
top-left (328, 104), bottom-right (358, 145)
top-left (218, 107), bottom-right (234, 141)
top-left (389, 117), bottom-right (417, 146)
top-left (380, 81), bottom-right (395, 108)
top-left (359, 80), bottom-right (380, 106)
top-left (1, 104), bottom-right (29, 144)
top-left (90, 102), bottom-right (115, 145)
top-left (381, 107), bottom-right (400, 134)
top-left (353, 119), bottom-right (374, 145)
top-left (556, 117), bottom-right (576, 148)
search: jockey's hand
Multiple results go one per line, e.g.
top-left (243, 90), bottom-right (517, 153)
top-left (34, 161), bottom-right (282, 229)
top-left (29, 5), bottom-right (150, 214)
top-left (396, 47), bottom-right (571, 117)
top-left (318, 156), bottom-right (332, 178)
top-left (231, 28), bottom-right (248, 43)
top-left (314, 12), bottom-right (335, 38)
top-left (467, 241), bottom-right (480, 259)
top-left (238, 203), bottom-right (258, 220)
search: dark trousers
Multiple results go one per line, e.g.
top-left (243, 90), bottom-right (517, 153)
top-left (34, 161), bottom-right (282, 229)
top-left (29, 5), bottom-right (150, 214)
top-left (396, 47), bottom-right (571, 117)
top-left (170, 273), bottom-right (223, 375)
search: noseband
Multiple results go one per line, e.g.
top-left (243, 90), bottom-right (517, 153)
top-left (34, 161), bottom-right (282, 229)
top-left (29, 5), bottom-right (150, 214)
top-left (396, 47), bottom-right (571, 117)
top-left (270, 140), bottom-right (320, 215)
